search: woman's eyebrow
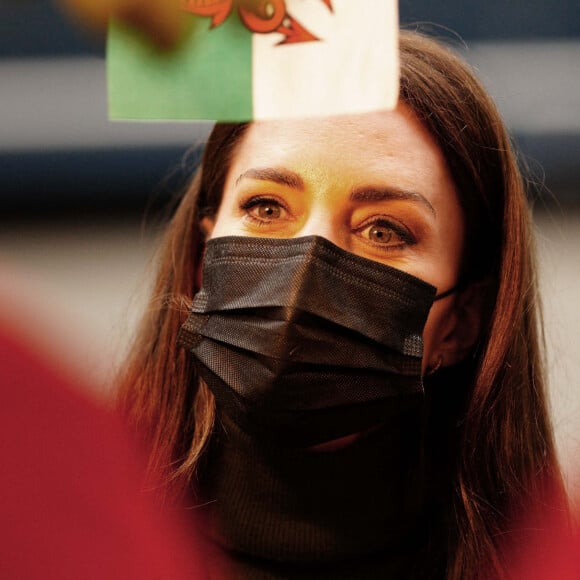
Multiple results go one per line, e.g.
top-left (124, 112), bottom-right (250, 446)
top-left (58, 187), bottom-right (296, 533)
top-left (235, 167), bottom-right (305, 191)
top-left (350, 186), bottom-right (436, 216)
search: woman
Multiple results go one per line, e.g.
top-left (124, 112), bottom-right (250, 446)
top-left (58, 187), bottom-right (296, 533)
top-left (118, 31), bottom-right (567, 578)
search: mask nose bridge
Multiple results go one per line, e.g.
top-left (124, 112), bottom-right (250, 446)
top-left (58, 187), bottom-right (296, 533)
top-left (273, 239), bottom-right (321, 364)
top-left (284, 239), bottom-right (319, 319)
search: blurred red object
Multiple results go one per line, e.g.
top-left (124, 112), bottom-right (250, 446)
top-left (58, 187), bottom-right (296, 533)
top-left (0, 328), bottom-right (206, 579)
top-left (507, 510), bottom-right (580, 580)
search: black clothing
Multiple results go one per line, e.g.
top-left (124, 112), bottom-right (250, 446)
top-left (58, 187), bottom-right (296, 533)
top-left (194, 366), bottom-right (466, 579)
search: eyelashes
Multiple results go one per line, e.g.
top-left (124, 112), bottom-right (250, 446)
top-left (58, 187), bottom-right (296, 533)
top-left (240, 195), bottom-right (288, 225)
top-left (238, 195), bottom-right (417, 251)
top-left (353, 216), bottom-right (416, 249)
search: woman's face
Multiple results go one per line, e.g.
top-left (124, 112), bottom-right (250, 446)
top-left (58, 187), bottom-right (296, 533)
top-left (206, 104), bottom-right (469, 371)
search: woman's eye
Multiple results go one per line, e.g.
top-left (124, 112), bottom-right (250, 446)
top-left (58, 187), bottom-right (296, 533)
top-left (356, 219), bottom-right (414, 249)
top-left (241, 197), bottom-right (286, 223)
top-left (367, 224), bottom-right (396, 244)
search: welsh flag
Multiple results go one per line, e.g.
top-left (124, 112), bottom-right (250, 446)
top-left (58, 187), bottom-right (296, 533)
top-left (107, 0), bottom-right (399, 121)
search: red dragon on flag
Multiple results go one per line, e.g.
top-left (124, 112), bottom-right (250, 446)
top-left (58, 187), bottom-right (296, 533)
top-left (181, 0), bottom-right (333, 44)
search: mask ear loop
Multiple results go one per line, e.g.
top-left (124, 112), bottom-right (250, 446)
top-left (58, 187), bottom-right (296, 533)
top-left (426, 281), bottom-right (464, 375)
top-left (433, 282), bottom-right (461, 301)
top-left (424, 281), bottom-right (466, 376)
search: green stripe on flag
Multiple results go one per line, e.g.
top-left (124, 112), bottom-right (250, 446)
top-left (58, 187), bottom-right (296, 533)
top-left (107, 14), bottom-right (253, 121)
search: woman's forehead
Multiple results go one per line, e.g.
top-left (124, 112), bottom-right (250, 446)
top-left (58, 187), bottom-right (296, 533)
top-left (248, 105), bottom-right (424, 145)
top-left (225, 105), bottom-right (455, 205)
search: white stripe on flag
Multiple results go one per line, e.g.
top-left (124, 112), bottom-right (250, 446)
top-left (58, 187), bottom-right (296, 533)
top-left (252, 0), bottom-right (399, 119)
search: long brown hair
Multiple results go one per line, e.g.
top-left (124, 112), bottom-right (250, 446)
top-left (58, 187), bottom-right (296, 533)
top-left (117, 30), bottom-right (566, 579)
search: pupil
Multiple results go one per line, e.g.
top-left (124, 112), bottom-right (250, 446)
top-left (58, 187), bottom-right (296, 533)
top-left (259, 204), bottom-right (278, 218)
top-left (371, 227), bottom-right (392, 243)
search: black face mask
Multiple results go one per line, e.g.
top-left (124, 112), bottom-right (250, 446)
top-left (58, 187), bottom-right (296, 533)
top-left (179, 235), bottom-right (450, 448)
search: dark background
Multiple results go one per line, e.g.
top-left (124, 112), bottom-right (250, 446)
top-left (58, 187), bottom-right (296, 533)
top-left (1, 0), bottom-right (579, 216)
